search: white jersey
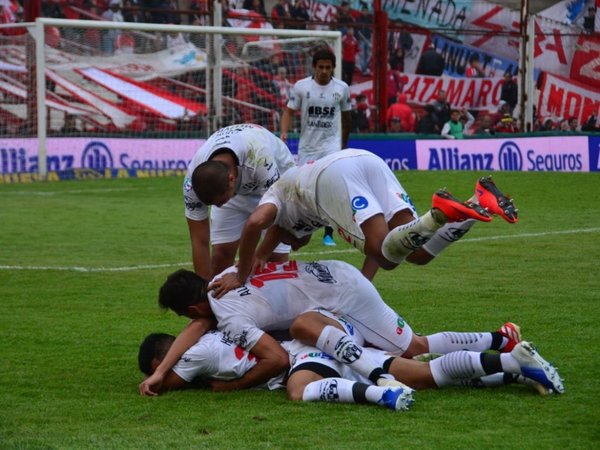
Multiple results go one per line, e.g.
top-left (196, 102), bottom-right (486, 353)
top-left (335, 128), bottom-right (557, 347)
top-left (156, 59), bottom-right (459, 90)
top-left (172, 329), bottom-right (285, 390)
top-left (259, 149), bottom-right (384, 239)
top-left (287, 76), bottom-right (351, 163)
top-left (184, 124), bottom-right (295, 221)
top-left (208, 260), bottom-right (413, 355)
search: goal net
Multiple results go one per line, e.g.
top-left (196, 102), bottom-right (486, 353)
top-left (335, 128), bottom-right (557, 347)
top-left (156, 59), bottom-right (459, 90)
top-left (0, 18), bottom-right (341, 178)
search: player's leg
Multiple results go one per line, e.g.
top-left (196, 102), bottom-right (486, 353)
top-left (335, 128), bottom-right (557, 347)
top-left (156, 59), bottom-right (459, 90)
top-left (286, 342), bottom-right (414, 411)
top-left (427, 342), bottom-right (563, 394)
top-left (402, 322), bottom-right (523, 358)
top-left (290, 311), bottom-right (401, 386)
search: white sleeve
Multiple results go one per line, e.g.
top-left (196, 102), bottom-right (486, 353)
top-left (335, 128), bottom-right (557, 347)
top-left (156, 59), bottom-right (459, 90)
top-left (286, 81), bottom-right (302, 111)
top-left (341, 84), bottom-right (352, 112)
top-left (441, 122), bottom-right (453, 139)
top-left (172, 340), bottom-right (219, 382)
top-left (183, 174), bottom-right (209, 221)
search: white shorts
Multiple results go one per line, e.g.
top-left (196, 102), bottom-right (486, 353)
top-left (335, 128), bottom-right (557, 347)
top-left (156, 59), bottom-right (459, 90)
top-left (315, 154), bottom-right (416, 252)
top-left (211, 194), bottom-right (291, 254)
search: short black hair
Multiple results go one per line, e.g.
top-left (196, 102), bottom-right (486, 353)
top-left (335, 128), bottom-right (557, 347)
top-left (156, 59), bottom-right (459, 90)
top-left (159, 269), bottom-right (209, 315)
top-left (138, 333), bottom-right (176, 375)
top-left (191, 160), bottom-right (230, 204)
top-left (469, 53), bottom-right (480, 64)
top-left (312, 48), bottom-right (336, 67)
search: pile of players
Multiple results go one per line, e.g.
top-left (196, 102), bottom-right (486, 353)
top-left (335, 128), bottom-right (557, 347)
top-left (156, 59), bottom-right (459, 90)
top-left (137, 49), bottom-right (563, 412)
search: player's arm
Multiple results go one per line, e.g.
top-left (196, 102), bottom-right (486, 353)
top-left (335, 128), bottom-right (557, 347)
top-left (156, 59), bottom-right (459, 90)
top-left (280, 107), bottom-right (296, 143)
top-left (255, 224), bottom-right (287, 263)
top-left (210, 333), bottom-right (289, 392)
top-left (341, 110), bottom-right (352, 149)
top-left (209, 203), bottom-right (278, 298)
top-left (187, 217), bottom-right (212, 280)
top-left (139, 318), bottom-right (215, 396)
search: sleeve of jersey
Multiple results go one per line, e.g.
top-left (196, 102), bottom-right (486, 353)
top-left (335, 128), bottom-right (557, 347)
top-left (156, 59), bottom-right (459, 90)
top-left (183, 174), bottom-right (209, 221)
top-left (341, 84), bottom-right (353, 112)
top-left (251, 149), bottom-right (281, 191)
top-left (287, 82), bottom-right (302, 110)
top-left (171, 341), bottom-right (219, 382)
top-left (217, 312), bottom-right (266, 352)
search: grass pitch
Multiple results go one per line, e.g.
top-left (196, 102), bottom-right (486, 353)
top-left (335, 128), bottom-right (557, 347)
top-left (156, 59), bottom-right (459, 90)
top-left (0, 171), bottom-right (599, 449)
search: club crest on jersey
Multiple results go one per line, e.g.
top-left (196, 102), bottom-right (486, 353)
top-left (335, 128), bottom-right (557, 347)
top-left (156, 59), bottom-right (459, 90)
top-left (351, 196), bottom-right (368, 210)
top-left (333, 92), bottom-right (341, 101)
top-left (304, 262), bottom-right (337, 284)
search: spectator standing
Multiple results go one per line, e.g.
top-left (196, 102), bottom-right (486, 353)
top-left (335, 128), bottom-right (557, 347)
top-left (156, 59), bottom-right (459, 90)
top-left (272, 66), bottom-right (293, 108)
top-left (351, 94), bottom-right (371, 132)
top-left (431, 89), bottom-right (451, 130)
top-left (441, 108), bottom-right (473, 139)
top-left (386, 93), bottom-right (415, 132)
top-left (416, 43), bottom-right (444, 76)
top-left (356, 3), bottom-right (372, 75)
top-left (386, 64), bottom-right (405, 106)
top-left (475, 114), bottom-right (496, 136)
top-left (415, 104), bottom-right (438, 134)
top-left (465, 53), bottom-right (485, 77)
top-left (101, 0), bottom-right (124, 54)
top-left (341, 26), bottom-right (360, 85)
top-left (500, 71), bottom-right (518, 114)
top-left (336, 1), bottom-right (353, 34)
top-left (271, 0), bottom-right (291, 28)
top-left (583, 7), bottom-right (596, 34)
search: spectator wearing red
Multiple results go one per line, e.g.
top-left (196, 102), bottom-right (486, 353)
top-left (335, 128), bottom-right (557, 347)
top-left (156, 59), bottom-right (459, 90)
top-left (387, 93), bottom-right (415, 132)
top-left (386, 65), bottom-right (405, 106)
top-left (341, 26), bottom-right (360, 86)
top-left (465, 53), bottom-right (485, 77)
top-left (271, 0), bottom-right (291, 28)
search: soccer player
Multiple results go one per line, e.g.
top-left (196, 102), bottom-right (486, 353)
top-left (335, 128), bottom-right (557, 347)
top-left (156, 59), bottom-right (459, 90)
top-left (138, 311), bottom-right (563, 410)
top-left (183, 123), bottom-right (295, 281)
top-left (138, 260), bottom-right (557, 397)
top-left (209, 149), bottom-right (517, 290)
top-left (280, 47), bottom-right (352, 247)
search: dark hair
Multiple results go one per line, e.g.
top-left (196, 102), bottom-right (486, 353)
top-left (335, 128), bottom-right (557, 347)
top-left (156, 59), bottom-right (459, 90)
top-left (138, 333), bottom-right (176, 375)
top-left (312, 48), bottom-right (336, 67)
top-left (191, 159), bottom-right (230, 204)
top-left (469, 53), bottom-right (480, 64)
top-left (159, 269), bottom-right (210, 315)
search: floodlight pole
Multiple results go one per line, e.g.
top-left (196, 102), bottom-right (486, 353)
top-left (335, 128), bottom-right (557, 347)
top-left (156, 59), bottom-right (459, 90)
top-left (518, 0), bottom-right (534, 132)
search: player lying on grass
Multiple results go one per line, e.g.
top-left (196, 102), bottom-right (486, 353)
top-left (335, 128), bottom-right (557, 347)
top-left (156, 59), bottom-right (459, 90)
top-left (139, 260), bottom-right (563, 397)
top-left (183, 123), bottom-right (295, 281)
top-left (138, 310), bottom-right (562, 412)
top-left (207, 149), bottom-right (518, 295)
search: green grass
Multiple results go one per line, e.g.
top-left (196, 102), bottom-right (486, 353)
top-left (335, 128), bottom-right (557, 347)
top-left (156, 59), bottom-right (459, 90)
top-left (1, 171), bottom-right (599, 449)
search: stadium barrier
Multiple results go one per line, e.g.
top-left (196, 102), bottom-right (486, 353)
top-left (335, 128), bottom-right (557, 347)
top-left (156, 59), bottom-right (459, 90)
top-left (0, 133), bottom-right (598, 183)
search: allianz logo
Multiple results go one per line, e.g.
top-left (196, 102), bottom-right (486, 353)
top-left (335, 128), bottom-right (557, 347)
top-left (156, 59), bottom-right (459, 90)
top-left (427, 141), bottom-right (584, 171)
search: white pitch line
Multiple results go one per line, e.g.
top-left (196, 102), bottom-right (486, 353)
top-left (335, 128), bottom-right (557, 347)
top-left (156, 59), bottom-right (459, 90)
top-left (1, 187), bottom-right (159, 196)
top-left (1, 227), bottom-right (599, 273)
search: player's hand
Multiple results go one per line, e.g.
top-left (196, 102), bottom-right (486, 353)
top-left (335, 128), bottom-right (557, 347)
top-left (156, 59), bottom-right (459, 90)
top-left (139, 372), bottom-right (164, 396)
top-left (208, 272), bottom-right (243, 299)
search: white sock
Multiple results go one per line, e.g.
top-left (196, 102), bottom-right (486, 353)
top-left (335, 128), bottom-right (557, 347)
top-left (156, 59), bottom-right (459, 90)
top-left (500, 353), bottom-right (521, 373)
top-left (427, 332), bottom-right (493, 353)
top-left (421, 219), bottom-right (476, 257)
top-left (302, 378), bottom-right (390, 406)
top-left (316, 325), bottom-right (384, 381)
top-left (429, 351), bottom-right (486, 387)
top-left (381, 210), bottom-right (444, 264)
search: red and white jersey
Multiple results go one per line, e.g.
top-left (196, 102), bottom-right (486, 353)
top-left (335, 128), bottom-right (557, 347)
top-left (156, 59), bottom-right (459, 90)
top-left (184, 124), bottom-right (295, 221)
top-left (287, 76), bottom-right (351, 163)
top-left (209, 259), bottom-right (413, 355)
top-left (172, 329), bottom-right (285, 390)
top-left (259, 149), bottom-right (378, 238)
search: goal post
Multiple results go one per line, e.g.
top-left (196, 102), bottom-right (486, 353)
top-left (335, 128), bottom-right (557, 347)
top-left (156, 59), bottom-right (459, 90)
top-left (1, 17), bottom-right (341, 179)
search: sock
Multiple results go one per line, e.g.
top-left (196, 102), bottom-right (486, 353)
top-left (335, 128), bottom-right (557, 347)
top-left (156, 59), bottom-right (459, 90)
top-left (324, 226), bottom-right (334, 238)
top-left (422, 219), bottom-right (476, 257)
top-left (381, 211), bottom-right (443, 264)
top-left (429, 351), bottom-right (487, 387)
top-left (316, 325), bottom-right (385, 382)
top-left (500, 353), bottom-right (521, 373)
top-left (451, 373), bottom-right (517, 388)
top-left (302, 378), bottom-right (396, 407)
top-left (426, 331), bottom-right (493, 353)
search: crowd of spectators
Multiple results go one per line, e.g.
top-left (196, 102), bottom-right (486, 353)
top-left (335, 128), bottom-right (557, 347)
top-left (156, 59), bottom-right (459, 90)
top-left (1, 0), bottom-right (597, 136)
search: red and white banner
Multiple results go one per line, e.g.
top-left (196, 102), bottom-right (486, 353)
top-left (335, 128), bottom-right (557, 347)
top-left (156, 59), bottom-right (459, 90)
top-left (350, 74), bottom-right (505, 111)
top-left (538, 72), bottom-right (600, 124)
top-left (570, 34), bottom-right (600, 86)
